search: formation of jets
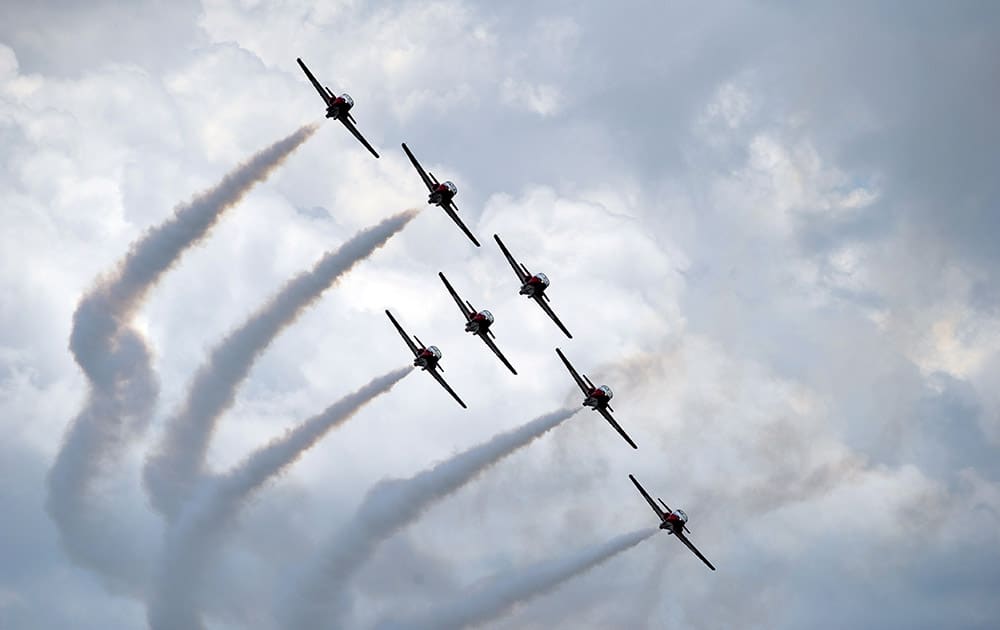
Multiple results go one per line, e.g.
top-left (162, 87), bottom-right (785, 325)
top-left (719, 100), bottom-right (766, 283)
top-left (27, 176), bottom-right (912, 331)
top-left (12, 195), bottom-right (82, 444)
top-left (297, 57), bottom-right (716, 572)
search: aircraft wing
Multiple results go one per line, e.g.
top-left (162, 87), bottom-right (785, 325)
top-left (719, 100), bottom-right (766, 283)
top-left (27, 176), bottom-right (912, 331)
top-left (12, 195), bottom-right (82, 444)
top-left (385, 310), bottom-right (419, 357)
top-left (629, 474), bottom-right (665, 519)
top-left (338, 117), bottom-right (379, 158)
top-left (401, 143), bottom-right (435, 192)
top-left (599, 406), bottom-right (638, 449)
top-left (478, 332), bottom-right (518, 375)
top-left (493, 234), bottom-right (529, 283)
top-left (675, 531), bottom-right (717, 571)
top-left (532, 295), bottom-right (573, 339)
top-left (296, 58), bottom-right (333, 106)
top-left (438, 272), bottom-right (474, 321)
top-left (428, 366), bottom-right (467, 409)
top-left (443, 201), bottom-right (481, 247)
top-left (555, 348), bottom-right (590, 396)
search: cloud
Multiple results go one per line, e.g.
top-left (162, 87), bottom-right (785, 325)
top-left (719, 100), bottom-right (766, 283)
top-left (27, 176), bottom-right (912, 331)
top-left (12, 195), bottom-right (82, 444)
top-left (2, 2), bottom-right (1000, 628)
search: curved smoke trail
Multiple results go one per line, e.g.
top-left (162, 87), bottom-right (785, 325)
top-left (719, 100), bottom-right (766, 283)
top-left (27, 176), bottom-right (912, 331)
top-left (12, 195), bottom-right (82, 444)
top-left (46, 124), bottom-right (319, 586)
top-left (283, 407), bottom-right (580, 629)
top-left (381, 528), bottom-right (657, 630)
top-left (143, 209), bottom-right (420, 520)
top-left (147, 367), bottom-right (412, 630)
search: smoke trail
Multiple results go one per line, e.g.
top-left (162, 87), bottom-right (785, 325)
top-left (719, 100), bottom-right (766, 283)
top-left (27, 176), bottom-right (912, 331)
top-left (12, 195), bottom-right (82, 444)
top-left (46, 124), bottom-right (318, 584)
top-left (383, 528), bottom-right (656, 630)
top-left (144, 209), bottom-right (420, 519)
top-left (283, 407), bottom-right (580, 629)
top-left (147, 367), bottom-right (411, 630)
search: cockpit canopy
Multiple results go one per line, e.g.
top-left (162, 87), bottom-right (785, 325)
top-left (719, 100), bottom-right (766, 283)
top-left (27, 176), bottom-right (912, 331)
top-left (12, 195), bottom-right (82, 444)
top-left (598, 384), bottom-right (613, 399)
top-left (534, 272), bottom-right (550, 287)
top-left (478, 310), bottom-right (494, 323)
top-left (672, 509), bottom-right (688, 523)
top-left (427, 345), bottom-right (442, 359)
top-left (442, 180), bottom-right (458, 195)
top-left (340, 93), bottom-right (354, 107)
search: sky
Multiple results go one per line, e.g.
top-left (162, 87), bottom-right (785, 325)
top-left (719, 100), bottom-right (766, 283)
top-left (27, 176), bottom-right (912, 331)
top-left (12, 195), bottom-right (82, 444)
top-left (2, 1), bottom-right (999, 628)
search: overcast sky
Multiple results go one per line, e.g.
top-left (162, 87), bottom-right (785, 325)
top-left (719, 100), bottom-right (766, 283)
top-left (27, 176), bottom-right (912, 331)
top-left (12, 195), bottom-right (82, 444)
top-left (2, 1), bottom-right (1000, 628)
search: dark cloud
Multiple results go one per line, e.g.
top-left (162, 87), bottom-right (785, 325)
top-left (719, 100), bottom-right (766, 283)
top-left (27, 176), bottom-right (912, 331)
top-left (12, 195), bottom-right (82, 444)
top-left (2, 1), bottom-right (1000, 628)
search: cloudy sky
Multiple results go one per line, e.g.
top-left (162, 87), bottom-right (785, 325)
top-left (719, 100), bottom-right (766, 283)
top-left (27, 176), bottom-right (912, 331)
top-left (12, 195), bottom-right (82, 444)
top-left (2, 1), bottom-right (1000, 628)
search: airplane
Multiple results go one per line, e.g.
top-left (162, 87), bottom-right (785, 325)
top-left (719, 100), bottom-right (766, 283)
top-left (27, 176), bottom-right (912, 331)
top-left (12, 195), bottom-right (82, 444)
top-left (629, 474), bottom-right (716, 571)
top-left (385, 309), bottom-right (466, 409)
top-left (493, 234), bottom-right (572, 339)
top-left (555, 348), bottom-right (636, 449)
top-left (296, 57), bottom-right (380, 159)
top-left (401, 143), bottom-right (480, 247)
top-left (438, 272), bottom-right (517, 375)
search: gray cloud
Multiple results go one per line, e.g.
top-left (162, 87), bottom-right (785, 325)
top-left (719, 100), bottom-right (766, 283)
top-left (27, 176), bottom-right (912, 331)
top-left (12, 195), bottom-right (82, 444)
top-left (148, 367), bottom-right (411, 630)
top-left (3, 1), bottom-right (1000, 628)
top-left (380, 527), bottom-right (657, 630)
top-left (143, 208), bottom-right (419, 520)
top-left (283, 407), bottom-right (579, 628)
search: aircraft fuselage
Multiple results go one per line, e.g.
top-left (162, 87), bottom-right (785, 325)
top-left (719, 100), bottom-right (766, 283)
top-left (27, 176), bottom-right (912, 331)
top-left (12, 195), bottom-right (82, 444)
top-left (325, 98), bottom-right (352, 120)
top-left (519, 280), bottom-right (547, 297)
top-left (429, 184), bottom-right (456, 207)
top-left (465, 319), bottom-right (492, 334)
top-left (414, 356), bottom-right (438, 370)
top-left (584, 387), bottom-right (611, 409)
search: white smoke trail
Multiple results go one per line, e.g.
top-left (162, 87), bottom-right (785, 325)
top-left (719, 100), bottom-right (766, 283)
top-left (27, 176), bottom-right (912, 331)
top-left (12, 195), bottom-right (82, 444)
top-left (382, 528), bottom-right (657, 630)
top-left (146, 367), bottom-right (411, 630)
top-left (144, 209), bottom-right (420, 520)
top-left (45, 124), bottom-right (319, 585)
top-left (283, 407), bottom-right (580, 629)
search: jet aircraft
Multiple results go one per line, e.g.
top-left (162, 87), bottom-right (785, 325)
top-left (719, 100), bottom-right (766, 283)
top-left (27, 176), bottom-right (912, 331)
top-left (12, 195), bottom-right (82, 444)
top-left (493, 234), bottom-right (572, 338)
top-left (555, 348), bottom-right (636, 449)
top-left (402, 143), bottom-right (480, 247)
top-left (438, 272), bottom-right (517, 374)
top-left (385, 309), bottom-right (466, 408)
top-left (296, 57), bottom-right (380, 158)
top-left (629, 474), bottom-right (716, 571)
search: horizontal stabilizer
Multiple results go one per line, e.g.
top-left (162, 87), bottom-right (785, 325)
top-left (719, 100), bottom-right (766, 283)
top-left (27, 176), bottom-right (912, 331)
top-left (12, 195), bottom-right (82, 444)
top-left (413, 335), bottom-right (426, 350)
top-left (325, 86), bottom-right (335, 98)
top-left (520, 262), bottom-right (531, 276)
top-left (583, 374), bottom-right (595, 389)
top-left (428, 171), bottom-right (439, 185)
